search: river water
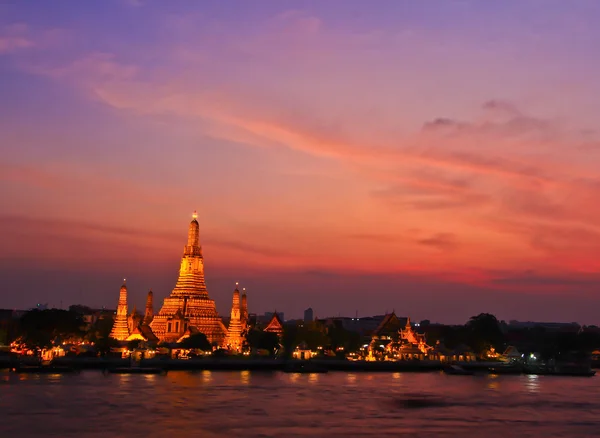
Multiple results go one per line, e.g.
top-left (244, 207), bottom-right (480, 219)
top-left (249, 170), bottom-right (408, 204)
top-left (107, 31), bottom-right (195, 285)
top-left (1, 370), bottom-right (598, 437)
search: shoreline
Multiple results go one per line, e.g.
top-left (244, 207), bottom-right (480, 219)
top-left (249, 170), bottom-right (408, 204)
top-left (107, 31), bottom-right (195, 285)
top-left (1, 357), bottom-right (595, 376)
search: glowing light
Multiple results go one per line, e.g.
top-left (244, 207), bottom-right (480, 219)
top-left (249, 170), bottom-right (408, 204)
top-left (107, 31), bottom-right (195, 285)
top-left (192, 210), bottom-right (198, 219)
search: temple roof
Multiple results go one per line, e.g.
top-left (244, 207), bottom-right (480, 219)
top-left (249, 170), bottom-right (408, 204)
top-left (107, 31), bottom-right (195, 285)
top-left (373, 312), bottom-right (403, 336)
top-left (140, 325), bottom-right (159, 342)
top-left (264, 312), bottom-right (284, 333)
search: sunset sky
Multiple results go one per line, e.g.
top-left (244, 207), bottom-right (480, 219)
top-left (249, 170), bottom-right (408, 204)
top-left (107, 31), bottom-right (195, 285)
top-left (2, 1), bottom-right (600, 324)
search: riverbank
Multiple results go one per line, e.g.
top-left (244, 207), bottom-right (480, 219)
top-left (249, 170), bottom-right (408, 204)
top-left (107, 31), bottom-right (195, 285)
top-left (1, 356), bottom-right (447, 372)
top-left (1, 356), bottom-right (594, 376)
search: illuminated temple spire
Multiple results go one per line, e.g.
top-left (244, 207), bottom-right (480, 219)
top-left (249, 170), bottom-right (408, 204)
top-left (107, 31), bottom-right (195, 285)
top-left (226, 283), bottom-right (243, 352)
top-left (172, 211), bottom-right (207, 297)
top-left (150, 211), bottom-right (228, 345)
top-left (241, 287), bottom-right (248, 323)
top-left (109, 279), bottom-right (130, 341)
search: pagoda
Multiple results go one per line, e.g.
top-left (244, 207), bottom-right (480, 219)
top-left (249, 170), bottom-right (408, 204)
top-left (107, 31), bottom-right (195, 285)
top-left (226, 284), bottom-right (244, 352)
top-left (240, 288), bottom-right (248, 330)
top-left (150, 212), bottom-right (228, 345)
top-left (109, 280), bottom-right (130, 341)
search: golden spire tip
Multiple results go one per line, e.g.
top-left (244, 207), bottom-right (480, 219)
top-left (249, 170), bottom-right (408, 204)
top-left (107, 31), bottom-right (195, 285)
top-left (192, 210), bottom-right (198, 219)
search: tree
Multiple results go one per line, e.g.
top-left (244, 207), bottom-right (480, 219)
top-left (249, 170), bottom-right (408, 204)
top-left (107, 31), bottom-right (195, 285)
top-left (86, 313), bottom-right (114, 343)
top-left (327, 325), bottom-right (361, 353)
top-left (94, 336), bottom-right (120, 356)
top-left (465, 313), bottom-right (505, 355)
top-left (180, 333), bottom-right (211, 351)
top-left (246, 329), bottom-right (280, 356)
top-left (18, 309), bottom-right (85, 349)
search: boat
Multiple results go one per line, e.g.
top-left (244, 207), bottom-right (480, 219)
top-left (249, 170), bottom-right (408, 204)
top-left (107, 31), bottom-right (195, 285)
top-left (103, 367), bottom-right (167, 375)
top-left (283, 361), bottom-right (328, 374)
top-left (443, 365), bottom-right (474, 375)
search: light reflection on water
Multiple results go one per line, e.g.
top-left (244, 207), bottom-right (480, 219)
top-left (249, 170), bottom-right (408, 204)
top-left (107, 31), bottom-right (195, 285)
top-left (1, 370), bottom-right (599, 437)
top-left (487, 374), bottom-right (499, 390)
top-left (525, 374), bottom-right (540, 393)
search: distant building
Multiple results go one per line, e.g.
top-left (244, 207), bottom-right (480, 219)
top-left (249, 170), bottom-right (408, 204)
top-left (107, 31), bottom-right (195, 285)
top-left (303, 307), bottom-right (314, 323)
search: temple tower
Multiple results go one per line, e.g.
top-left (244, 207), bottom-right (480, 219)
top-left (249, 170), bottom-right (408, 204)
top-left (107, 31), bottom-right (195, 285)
top-left (241, 288), bottom-right (248, 323)
top-left (143, 290), bottom-right (154, 325)
top-left (150, 211), bottom-right (228, 344)
top-left (109, 280), bottom-right (131, 341)
top-left (226, 283), bottom-right (243, 352)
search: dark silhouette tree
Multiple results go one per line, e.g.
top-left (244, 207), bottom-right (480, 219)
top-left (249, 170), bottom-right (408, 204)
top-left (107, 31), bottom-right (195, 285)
top-left (246, 329), bottom-right (280, 356)
top-left (465, 313), bottom-right (505, 355)
top-left (180, 333), bottom-right (211, 351)
top-left (19, 309), bottom-right (85, 349)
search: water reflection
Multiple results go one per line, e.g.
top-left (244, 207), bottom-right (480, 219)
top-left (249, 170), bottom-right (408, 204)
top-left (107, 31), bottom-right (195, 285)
top-left (288, 373), bottom-right (299, 383)
top-left (524, 374), bottom-right (539, 393)
top-left (392, 372), bottom-right (401, 380)
top-left (1, 371), bottom-right (599, 437)
top-left (487, 374), bottom-right (499, 390)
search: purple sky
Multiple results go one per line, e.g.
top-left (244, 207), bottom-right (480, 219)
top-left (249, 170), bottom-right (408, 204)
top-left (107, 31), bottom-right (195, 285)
top-left (2, 1), bottom-right (600, 324)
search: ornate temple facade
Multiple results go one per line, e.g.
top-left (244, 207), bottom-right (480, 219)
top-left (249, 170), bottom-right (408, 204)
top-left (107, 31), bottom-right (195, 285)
top-left (150, 212), bottom-right (228, 345)
top-left (368, 313), bottom-right (431, 360)
top-left (109, 281), bottom-right (130, 341)
top-left (109, 212), bottom-right (252, 349)
top-left (109, 284), bottom-right (157, 342)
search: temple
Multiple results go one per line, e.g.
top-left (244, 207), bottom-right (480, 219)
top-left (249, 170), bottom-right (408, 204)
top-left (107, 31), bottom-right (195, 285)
top-left (368, 313), bottom-right (432, 360)
top-left (109, 281), bottom-right (130, 341)
top-left (225, 284), bottom-right (244, 352)
top-left (263, 312), bottom-right (284, 339)
top-left (241, 288), bottom-right (248, 331)
top-left (150, 211), bottom-right (228, 345)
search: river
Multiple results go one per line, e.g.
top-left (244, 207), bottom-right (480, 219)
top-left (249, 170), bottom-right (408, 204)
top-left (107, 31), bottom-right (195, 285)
top-left (1, 370), bottom-right (598, 437)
